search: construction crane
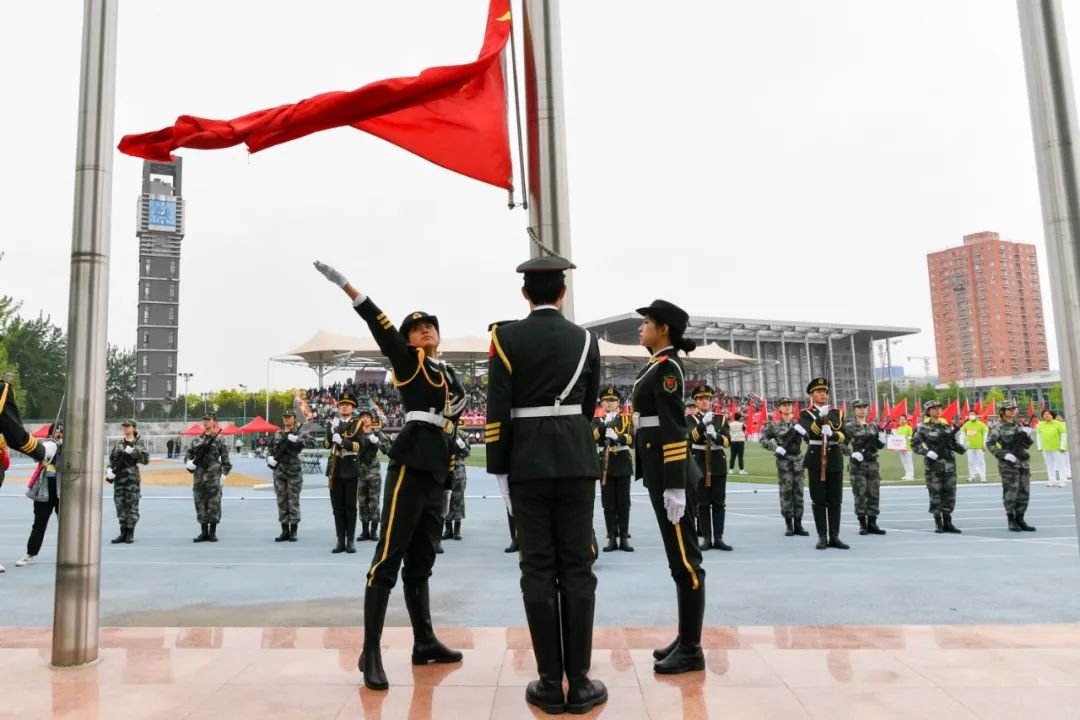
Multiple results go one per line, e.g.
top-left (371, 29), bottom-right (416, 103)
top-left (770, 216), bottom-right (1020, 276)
top-left (907, 355), bottom-right (936, 377)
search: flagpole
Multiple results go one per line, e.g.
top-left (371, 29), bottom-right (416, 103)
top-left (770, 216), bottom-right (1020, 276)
top-left (522, 0), bottom-right (575, 319)
top-left (52, 0), bottom-right (118, 667)
top-left (1016, 0), bottom-right (1080, 554)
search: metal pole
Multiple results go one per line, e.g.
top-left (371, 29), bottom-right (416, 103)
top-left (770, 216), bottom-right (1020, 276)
top-left (52, 0), bottom-right (117, 668)
top-left (850, 334), bottom-right (860, 400)
top-left (885, 338), bottom-right (896, 403)
top-left (523, 0), bottom-right (574, 319)
top-left (1017, 0), bottom-right (1080, 551)
top-left (780, 335), bottom-right (790, 396)
top-left (804, 337), bottom-right (812, 379)
top-left (827, 335), bottom-right (837, 397)
top-left (755, 331), bottom-right (765, 397)
top-left (869, 336), bottom-right (878, 407)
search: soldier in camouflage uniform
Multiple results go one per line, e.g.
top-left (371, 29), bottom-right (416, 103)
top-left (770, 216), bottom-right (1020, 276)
top-left (759, 397), bottom-right (809, 537)
top-left (107, 419), bottom-right (150, 544)
top-left (986, 400), bottom-right (1037, 532)
top-left (356, 408), bottom-right (390, 542)
top-left (843, 400), bottom-right (888, 536)
top-left (443, 427), bottom-right (470, 541)
top-left (184, 412), bottom-right (232, 542)
top-left (268, 409), bottom-right (312, 542)
top-left (911, 401), bottom-right (966, 534)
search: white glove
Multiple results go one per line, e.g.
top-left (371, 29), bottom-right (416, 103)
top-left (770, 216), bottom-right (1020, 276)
top-left (185, 459), bottom-right (197, 471)
top-left (442, 489), bottom-right (452, 517)
top-left (313, 260), bottom-right (349, 288)
top-left (706, 425), bottom-right (718, 440)
top-left (287, 433), bottom-right (299, 443)
top-left (878, 432), bottom-right (887, 445)
top-left (926, 450), bottom-right (939, 461)
top-left (605, 428), bottom-right (619, 442)
top-left (775, 446), bottom-right (787, 457)
top-left (332, 433), bottom-right (342, 445)
top-left (702, 411), bottom-right (714, 425)
top-left (1004, 452), bottom-right (1018, 464)
top-left (454, 435), bottom-right (467, 450)
top-left (817, 404), bottom-right (830, 416)
top-left (331, 417), bottom-right (341, 430)
top-left (821, 424), bottom-right (833, 438)
top-left (105, 467), bottom-right (116, 481)
top-left (1022, 426), bottom-right (1035, 438)
top-left (41, 440), bottom-right (58, 463)
top-left (794, 424), bottom-right (808, 437)
top-left (267, 456), bottom-right (278, 468)
top-left (222, 471), bottom-right (229, 479)
top-left (123, 445), bottom-right (135, 455)
top-left (605, 412), bottom-right (616, 423)
top-left (662, 488), bottom-right (687, 525)
top-left (851, 451), bottom-right (864, 463)
top-left (371, 434), bottom-right (384, 446)
top-left (496, 474), bottom-right (512, 516)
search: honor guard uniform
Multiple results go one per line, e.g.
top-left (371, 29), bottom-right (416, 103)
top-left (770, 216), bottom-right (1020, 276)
top-left (759, 397), bottom-right (809, 536)
top-left (688, 385), bottom-right (732, 551)
top-left (313, 259), bottom-right (466, 692)
top-left (911, 400), bottom-right (966, 533)
top-left (268, 409), bottom-right (312, 543)
top-left (355, 408), bottom-right (390, 543)
top-left (184, 413), bottom-right (232, 543)
top-left (324, 392), bottom-right (364, 553)
top-left (843, 400), bottom-right (887, 536)
top-left (488, 320), bottom-right (521, 555)
top-left (443, 427), bottom-right (470, 541)
top-left (593, 386), bottom-right (635, 552)
top-left (633, 300), bottom-right (706, 676)
top-left (107, 420), bottom-right (150, 544)
top-left (791, 377), bottom-right (850, 550)
top-left (0, 379), bottom-right (58, 464)
top-left (986, 401), bottom-right (1037, 532)
top-left (487, 255), bottom-right (607, 714)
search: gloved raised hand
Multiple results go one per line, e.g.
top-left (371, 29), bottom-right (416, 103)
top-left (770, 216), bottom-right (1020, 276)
top-left (851, 451), bottom-right (864, 463)
top-left (496, 474), bottom-right (512, 516)
top-left (41, 440), bottom-right (58, 464)
top-left (1004, 452), bottom-right (1018, 464)
top-left (662, 488), bottom-right (686, 525)
top-left (123, 445), bottom-right (135, 455)
top-left (794, 424), bottom-right (808, 436)
top-left (313, 260), bottom-right (349, 288)
top-left (706, 425), bottom-right (718, 440)
top-left (821, 424), bottom-right (834, 438)
top-left (878, 432), bottom-right (887, 445)
top-left (775, 446), bottom-right (787, 457)
top-left (605, 428), bottom-right (619, 442)
top-left (926, 450), bottom-right (939, 461)
top-left (332, 433), bottom-right (342, 445)
top-left (605, 412), bottom-right (616, 424)
top-left (371, 434), bottom-right (385, 446)
top-left (702, 411), bottom-right (714, 425)
top-left (287, 433), bottom-right (299, 443)
top-left (105, 467), bottom-right (116, 481)
top-left (331, 417), bottom-right (341, 430)
top-left (185, 459), bottom-right (197, 471)
top-left (267, 456), bottom-right (278, 468)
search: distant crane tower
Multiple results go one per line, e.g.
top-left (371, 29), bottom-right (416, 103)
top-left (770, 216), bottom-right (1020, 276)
top-left (907, 355), bottom-right (936, 377)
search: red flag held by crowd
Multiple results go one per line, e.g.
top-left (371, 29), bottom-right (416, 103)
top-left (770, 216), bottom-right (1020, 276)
top-left (942, 399), bottom-right (960, 424)
top-left (758, 401), bottom-right (769, 431)
top-left (962, 400), bottom-right (970, 419)
top-left (1027, 399), bottom-right (1036, 418)
top-left (983, 399), bottom-right (995, 420)
top-left (891, 398), bottom-right (908, 421)
top-left (914, 399), bottom-right (923, 421)
top-left (119, 0), bottom-right (513, 189)
top-left (974, 399), bottom-right (983, 416)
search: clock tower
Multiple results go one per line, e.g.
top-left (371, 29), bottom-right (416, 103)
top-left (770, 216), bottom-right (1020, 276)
top-left (135, 158), bottom-right (185, 412)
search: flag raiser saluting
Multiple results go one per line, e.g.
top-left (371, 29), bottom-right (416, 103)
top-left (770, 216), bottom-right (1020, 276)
top-left (118, 0), bottom-right (512, 189)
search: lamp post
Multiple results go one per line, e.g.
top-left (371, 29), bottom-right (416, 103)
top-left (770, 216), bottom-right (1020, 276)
top-left (239, 384), bottom-right (248, 424)
top-left (179, 372), bottom-right (193, 423)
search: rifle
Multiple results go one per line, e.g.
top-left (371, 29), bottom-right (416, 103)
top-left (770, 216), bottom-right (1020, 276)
top-left (704, 427), bottom-right (713, 488)
top-left (818, 409), bottom-right (828, 482)
top-left (600, 415), bottom-right (614, 486)
top-left (188, 431), bottom-right (219, 473)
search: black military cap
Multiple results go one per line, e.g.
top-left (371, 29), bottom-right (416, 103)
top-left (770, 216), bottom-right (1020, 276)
top-left (600, 386), bottom-right (621, 402)
top-left (400, 311), bottom-right (440, 339)
top-left (203, 412), bottom-right (217, 421)
top-left (337, 390), bottom-right (359, 408)
top-left (121, 419), bottom-right (137, 427)
top-left (777, 396), bottom-right (794, 405)
top-left (852, 399), bottom-right (869, 409)
top-left (636, 299), bottom-right (689, 336)
top-left (999, 400), bottom-right (1017, 412)
top-left (806, 377), bottom-right (829, 394)
top-left (923, 400), bottom-right (941, 411)
top-left (516, 255), bottom-right (576, 274)
top-left (691, 384), bottom-right (714, 400)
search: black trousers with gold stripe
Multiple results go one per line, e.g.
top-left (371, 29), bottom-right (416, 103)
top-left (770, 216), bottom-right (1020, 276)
top-left (647, 483), bottom-right (705, 591)
top-left (366, 463), bottom-right (444, 590)
top-left (510, 477), bottom-right (597, 602)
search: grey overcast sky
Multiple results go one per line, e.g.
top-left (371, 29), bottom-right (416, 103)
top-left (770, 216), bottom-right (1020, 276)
top-left (0, 1), bottom-right (1073, 393)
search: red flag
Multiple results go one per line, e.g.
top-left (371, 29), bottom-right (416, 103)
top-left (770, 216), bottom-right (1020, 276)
top-left (868, 403), bottom-right (877, 422)
top-left (962, 399), bottom-right (970, 419)
top-left (914, 399), bottom-right (923, 420)
top-left (1040, 402), bottom-right (1047, 416)
top-left (758, 401), bottom-right (769, 430)
top-left (794, 399), bottom-right (801, 417)
top-left (119, 0), bottom-right (513, 189)
top-left (1027, 399), bottom-right (1036, 418)
top-left (883, 400), bottom-right (891, 422)
top-left (983, 399), bottom-right (995, 420)
top-left (942, 399), bottom-right (960, 423)
top-left (974, 399), bottom-right (983, 416)
top-left (841, 400), bottom-right (848, 415)
top-left (891, 398), bottom-right (908, 421)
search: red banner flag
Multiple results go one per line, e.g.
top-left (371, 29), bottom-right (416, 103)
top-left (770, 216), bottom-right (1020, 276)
top-left (942, 399), bottom-right (960, 423)
top-left (119, 0), bottom-right (513, 189)
top-left (1027, 399), bottom-right (1036, 418)
top-left (891, 398), bottom-right (908, 421)
top-left (962, 399), bottom-right (970, 419)
top-left (883, 399), bottom-right (891, 422)
top-left (983, 399), bottom-right (995, 420)
top-left (758, 401), bottom-right (769, 430)
top-left (868, 403), bottom-right (877, 422)
top-left (914, 399), bottom-right (923, 420)
top-left (974, 398), bottom-right (983, 416)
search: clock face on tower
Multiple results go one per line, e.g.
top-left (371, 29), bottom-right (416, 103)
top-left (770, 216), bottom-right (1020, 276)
top-left (148, 197), bottom-right (176, 231)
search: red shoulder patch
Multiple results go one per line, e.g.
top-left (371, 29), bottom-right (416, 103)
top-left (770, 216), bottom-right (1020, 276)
top-left (653, 355), bottom-right (669, 364)
top-left (663, 375), bottom-right (678, 393)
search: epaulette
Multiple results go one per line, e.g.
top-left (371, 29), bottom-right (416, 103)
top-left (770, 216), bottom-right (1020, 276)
top-left (652, 355), bottom-right (669, 365)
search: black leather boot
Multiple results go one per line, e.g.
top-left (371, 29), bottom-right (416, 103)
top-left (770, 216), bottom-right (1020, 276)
top-left (934, 513), bottom-right (944, 533)
top-left (332, 536), bottom-right (346, 554)
top-left (288, 523), bottom-right (298, 541)
top-left (827, 506), bottom-right (849, 549)
top-left (111, 526), bottom-right (126, 544)
top-left (124, 527), bottom-right (135, 544)
top-left (359, 523), bottom-right (372, 541)
top-left (653, 585), bottom-right (681, 660)
top-left (602, 534), bottom-right (618, 552)
top-left (358, 586), bottom-right (391, 690)
top-left (711, 507), bottom-right (732, 551)
top-left (442, 520), bottom-right (453, 540)
top-left (370, 521), bottom-right (379, 542)
top-left (523, 596), bottom-right (565, 714)
top-left (562, 595), bottom-right (608, 714)
top-left (1017, 512), bottom-right (1036, 531)
top-left (346, 536), bottom-right (356, 554)
top-left (654, 584), bottom-right (705, 674)
top-left (811, 504), bottom-right (827, 538)
top-left (275, 523), bottom-right (290, 542)
top-left (403, 582), bottom-right (463, 665)
top-left (193, 523), bottom-right (209, 543)
top-left (793, 514), bottom-right (809, 536)
top-left (1008, 512), bottom-right (1021, 532)
top-left (698, 509), bottom-right (712, 551)
top-left (435, 537), bottom-right (444, 554)
top-left (208, 523), bottom-right (218, 542)
top-left (858, 515), bottom-right (868, 536)
top-left (942, 513), bottom-right (962, 533)
top-left (867, 517), bottom-right (886, 535)
top-left (452, 520), bottom-right (462, 540)
top-left (504, 514), bottom-right (519, 553)
top-left (784, 514), bottom-right (794, 537)
top-left (618, 523), bottom-right (634, 552)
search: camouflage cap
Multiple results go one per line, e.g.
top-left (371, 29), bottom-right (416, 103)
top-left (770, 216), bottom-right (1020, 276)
top-left (777, 396), bottom-right (794, 405)
top-left (851, 399), bottom-right (869, 409)
top-left (923, 401), bottom-right (941, 411)
top-left (281, 409), bottom-right (296, 418)
top-left (203, 412), bottom-right (217, 421)
top-left (999, 400), bottom-right (1018, 412)
top-left (120, 419), bottom-right (137, 427)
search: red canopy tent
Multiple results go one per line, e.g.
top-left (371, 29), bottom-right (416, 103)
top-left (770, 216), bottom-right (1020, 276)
top-left (179, 423), bottom-right (204, 436)
top-left (239, 416), bottom-right (280, 434)
top-left (219, 423), bottom-right (240, 436)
